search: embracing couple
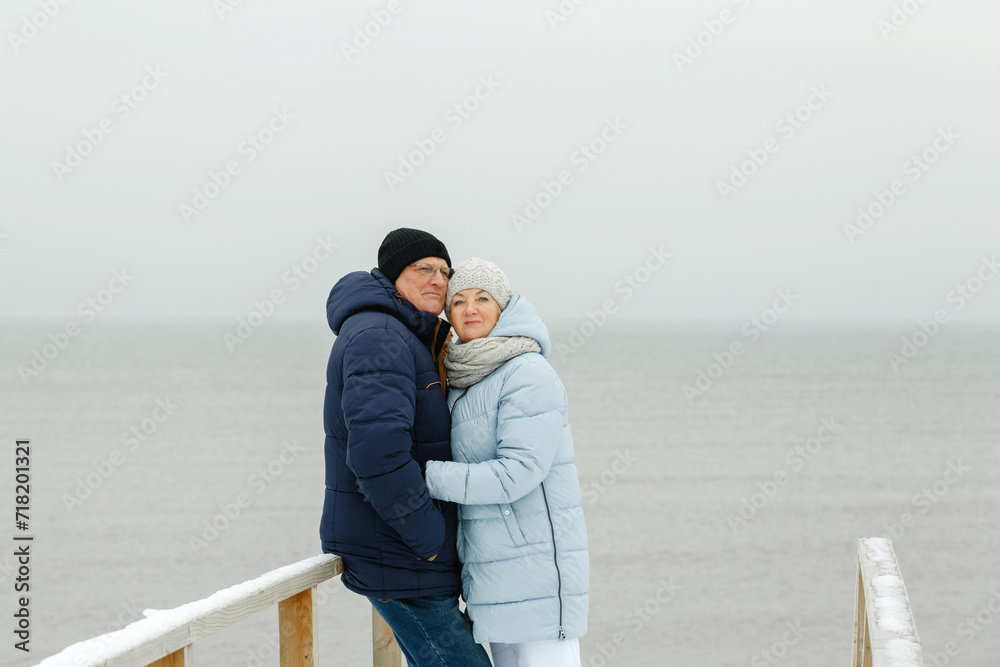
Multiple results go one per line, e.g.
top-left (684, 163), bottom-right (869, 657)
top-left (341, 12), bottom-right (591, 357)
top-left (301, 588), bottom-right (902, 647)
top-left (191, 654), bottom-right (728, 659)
top-left (319, 228), bottom-right (589, 666)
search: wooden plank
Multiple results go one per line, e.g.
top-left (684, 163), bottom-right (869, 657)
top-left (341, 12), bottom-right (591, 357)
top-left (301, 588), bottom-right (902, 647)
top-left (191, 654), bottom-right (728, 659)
top-left (33, 555), bottom-right (344, 667)
top-left (279, 587), bottom-right (317, 667)
top-left (856, 538), bottom-right (924, 667)
top-left (372, 606), bottom-right (402, 667)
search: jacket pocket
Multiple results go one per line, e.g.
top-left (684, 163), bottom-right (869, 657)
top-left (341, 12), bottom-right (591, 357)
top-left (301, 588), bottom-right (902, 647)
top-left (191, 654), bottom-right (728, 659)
top-left (499, 503), bottom-right (527, 547)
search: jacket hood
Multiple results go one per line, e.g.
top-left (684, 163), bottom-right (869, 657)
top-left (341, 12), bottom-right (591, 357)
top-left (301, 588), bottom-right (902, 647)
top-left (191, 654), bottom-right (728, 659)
top-left (482, 292), bottom-right (551, 358)
top-left (327, 269), bottom-right (443, 341)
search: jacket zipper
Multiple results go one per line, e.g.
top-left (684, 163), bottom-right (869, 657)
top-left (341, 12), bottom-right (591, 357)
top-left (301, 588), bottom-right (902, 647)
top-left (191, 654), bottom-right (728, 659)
top-left (432, 320), bottom-right (450, 396)
top-left (450, 387), bottom-right (469, 415)
top-left (540, 482), bottom-right (565, 639)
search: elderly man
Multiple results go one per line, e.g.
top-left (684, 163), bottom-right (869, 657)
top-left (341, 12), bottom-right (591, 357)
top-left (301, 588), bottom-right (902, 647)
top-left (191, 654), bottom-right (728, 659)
top-left (320, 228), bottom-right (491, 667)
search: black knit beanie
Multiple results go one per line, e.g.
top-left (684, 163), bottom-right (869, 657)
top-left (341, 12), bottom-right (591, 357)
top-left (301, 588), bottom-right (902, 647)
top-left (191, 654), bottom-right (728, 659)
top-left (377, 228), bottom-right (451, 284)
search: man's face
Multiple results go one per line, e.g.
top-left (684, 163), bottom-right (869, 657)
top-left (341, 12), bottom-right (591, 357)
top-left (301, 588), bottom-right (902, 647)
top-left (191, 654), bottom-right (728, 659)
top-left (394, 256), bottom-right (450, 314)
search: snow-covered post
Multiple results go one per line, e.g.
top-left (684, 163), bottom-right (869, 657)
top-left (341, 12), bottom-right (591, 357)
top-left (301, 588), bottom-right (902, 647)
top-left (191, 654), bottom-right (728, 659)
top-left (852, 538), bottom-right (925, 667)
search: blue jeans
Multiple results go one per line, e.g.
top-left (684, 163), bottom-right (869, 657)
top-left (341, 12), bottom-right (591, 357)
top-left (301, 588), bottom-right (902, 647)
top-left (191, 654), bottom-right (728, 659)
top-left (367, 593), bottom-right (492, 667)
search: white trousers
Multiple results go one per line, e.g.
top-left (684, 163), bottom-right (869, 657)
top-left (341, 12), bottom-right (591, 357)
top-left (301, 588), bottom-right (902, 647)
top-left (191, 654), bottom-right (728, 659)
top-left (490, 638), bottom-right (581, 667)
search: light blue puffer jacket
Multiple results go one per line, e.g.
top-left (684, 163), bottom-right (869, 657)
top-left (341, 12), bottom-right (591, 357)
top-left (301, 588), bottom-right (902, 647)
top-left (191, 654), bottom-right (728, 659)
top-left (424, 292), bottom-right (589, 644)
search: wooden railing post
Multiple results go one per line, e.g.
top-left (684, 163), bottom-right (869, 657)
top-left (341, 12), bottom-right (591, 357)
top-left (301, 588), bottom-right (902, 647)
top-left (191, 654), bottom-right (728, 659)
top-left (279, 586), bottom-right (317, 666)
top-left (372, 606), bottom-right (403, 667)
top-left (852, 565), bottom-right (871, 667)
top-left (853, 538), bottom-right (923, 667)
top-left (148, 646), bottom-right (191, 667)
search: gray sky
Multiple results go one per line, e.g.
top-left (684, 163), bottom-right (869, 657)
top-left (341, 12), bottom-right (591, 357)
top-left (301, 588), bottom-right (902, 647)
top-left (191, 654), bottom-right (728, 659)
top-left (2, 0), bottom-right (999, 325)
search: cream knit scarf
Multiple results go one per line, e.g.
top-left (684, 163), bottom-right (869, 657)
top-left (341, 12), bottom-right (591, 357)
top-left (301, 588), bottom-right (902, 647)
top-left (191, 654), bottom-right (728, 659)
top-left (444, 336), bottom-right (541, 388)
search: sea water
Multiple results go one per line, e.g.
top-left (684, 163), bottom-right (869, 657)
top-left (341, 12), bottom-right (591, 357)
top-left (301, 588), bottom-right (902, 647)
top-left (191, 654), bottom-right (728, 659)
top-left (1, 322), bottom-right (997, 666)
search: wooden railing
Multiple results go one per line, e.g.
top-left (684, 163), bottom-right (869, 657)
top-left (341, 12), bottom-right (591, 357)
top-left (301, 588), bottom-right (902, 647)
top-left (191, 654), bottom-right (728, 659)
top-left (34, 538), bottom-right (926, 666)
top-left (853, 538), bottom-right (925, 667)
top-left (32, 554), bottom-right (403, 667)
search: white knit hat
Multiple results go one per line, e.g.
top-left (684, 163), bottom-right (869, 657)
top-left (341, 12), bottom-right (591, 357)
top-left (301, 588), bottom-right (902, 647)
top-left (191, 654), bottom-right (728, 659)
top-left (446, 258), bottom-right (512, 317)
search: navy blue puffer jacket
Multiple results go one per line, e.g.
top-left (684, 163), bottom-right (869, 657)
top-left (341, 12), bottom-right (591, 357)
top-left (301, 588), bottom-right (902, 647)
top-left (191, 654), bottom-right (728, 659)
top-left (320, 269), bottom-right (460, 599)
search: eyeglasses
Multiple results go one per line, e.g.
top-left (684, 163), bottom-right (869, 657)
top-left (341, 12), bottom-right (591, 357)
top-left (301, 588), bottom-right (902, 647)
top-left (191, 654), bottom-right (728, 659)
top-left (409, 263), bottom-right (454, 280)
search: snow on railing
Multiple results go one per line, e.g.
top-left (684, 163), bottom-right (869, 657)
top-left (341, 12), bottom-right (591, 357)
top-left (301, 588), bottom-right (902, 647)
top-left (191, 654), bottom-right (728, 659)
top-left (31, 554), bottom-right (403, 667)
top-left (30, 537), bottom-right (925, 666)
top-left (853, 538), bottom-right (925, 667)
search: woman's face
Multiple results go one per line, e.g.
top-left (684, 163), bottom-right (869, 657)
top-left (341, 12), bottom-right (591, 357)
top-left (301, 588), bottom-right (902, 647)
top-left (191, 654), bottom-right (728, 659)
top-left (450, 289), bottom-right (501, 342)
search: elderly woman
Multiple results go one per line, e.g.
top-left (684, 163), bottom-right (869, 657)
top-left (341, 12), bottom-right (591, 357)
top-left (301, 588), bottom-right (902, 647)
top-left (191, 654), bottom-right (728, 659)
top-left (423, 258), bottom-right (589, 667)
